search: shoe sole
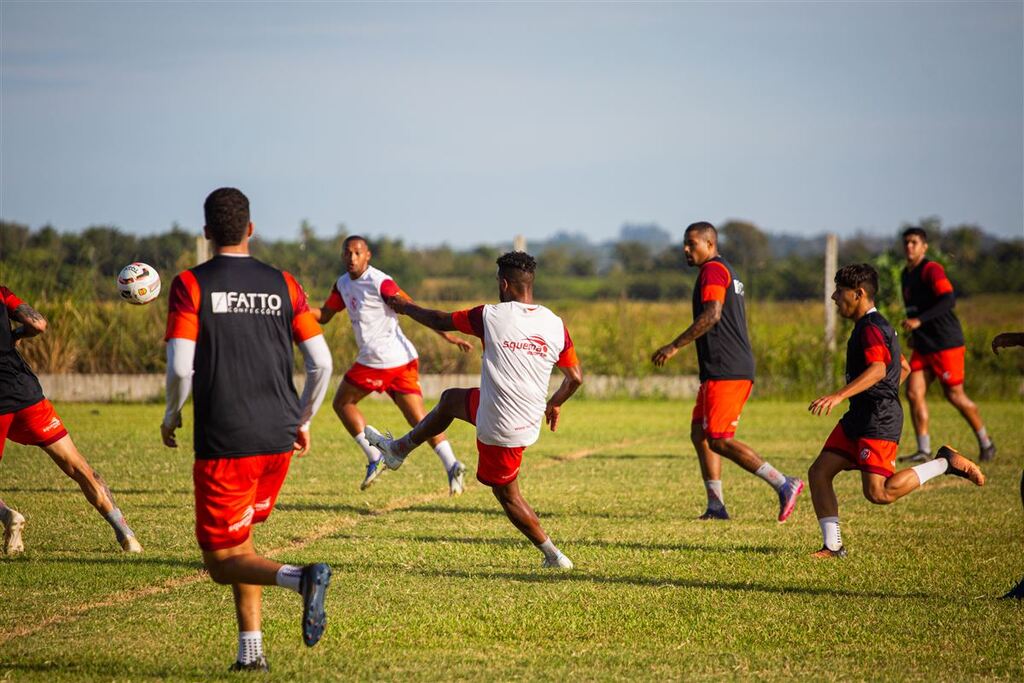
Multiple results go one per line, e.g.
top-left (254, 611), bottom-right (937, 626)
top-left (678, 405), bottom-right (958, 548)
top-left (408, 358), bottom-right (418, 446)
top-left (360, 463), bottom-right (384, 491)
top-left (3, 515), bottom-right (25, 554)
top-left (778, 479), bottom-right (804, 522)
top-left (302, 564), bottom-right (332, 647)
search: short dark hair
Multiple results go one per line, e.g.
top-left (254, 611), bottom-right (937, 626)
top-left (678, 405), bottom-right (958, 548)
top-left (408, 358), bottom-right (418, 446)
top-left (343, 235), bottom-right (369, 250)
top-left (902, 226), bottom-right (928, 242)
top-left (204, 188), bottom-right (250, 246)
top-left (685, 221), bottom-right (717, 240)
top-left (835, 263), bottom-right (878, 299)
top-left (496, 251), bottom-right (536, 286)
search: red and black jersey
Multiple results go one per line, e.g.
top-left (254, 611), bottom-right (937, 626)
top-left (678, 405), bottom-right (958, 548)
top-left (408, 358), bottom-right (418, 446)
top-left (0, 286), bottom-right (44, 415)
top-left (164, 256), bottom-right (321, 460)
top-left (691, 256), bottom-right (755, 382)
top-left (840, 310), bottom-right (903, 443)
top-left (901, 258), bottom-right (964, 354)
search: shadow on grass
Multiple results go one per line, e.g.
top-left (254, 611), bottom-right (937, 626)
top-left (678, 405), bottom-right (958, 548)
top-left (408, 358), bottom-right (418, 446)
top-left (275, 501), bottom-right (377, 515)
top-left (0, 487), bottom-right (190, 496)
top-left (2, 554), bottom-right (202, 570)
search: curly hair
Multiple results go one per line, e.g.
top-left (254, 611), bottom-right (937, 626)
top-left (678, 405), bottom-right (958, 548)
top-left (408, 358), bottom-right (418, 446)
top-left (835, 263), bottom-right (878, 299)
top-left (496, 251), bottom-right (537, 285)
top-left (204, 188), bottom-right (250, 246)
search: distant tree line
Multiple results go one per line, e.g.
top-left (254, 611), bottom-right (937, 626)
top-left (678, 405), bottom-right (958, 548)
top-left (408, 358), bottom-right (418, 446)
top-left (1, 216), bottom-right (1021, 304)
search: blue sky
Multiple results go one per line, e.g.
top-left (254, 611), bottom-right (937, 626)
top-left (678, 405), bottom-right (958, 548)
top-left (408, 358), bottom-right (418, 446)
top-left (2, 1), bottom-right (1021, 246)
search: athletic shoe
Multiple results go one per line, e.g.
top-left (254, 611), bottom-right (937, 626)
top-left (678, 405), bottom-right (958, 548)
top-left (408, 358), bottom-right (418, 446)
top-left (980, 442), bottom-right (997, 462)
top-left (898, 451), bottom-right (931, 463)
top-left (1000, 578), bottom-right (1024, 600)
top-left (811, 545), bottom-right (848, 559)
top-left (448, 461), bottom-right (466, 497)
top-left (936, 445), bottom-right (986, 486)
top-left (541, 553), bottom-right (574, 569)
top-left (229, 655), bottom-right (269, 672)
top-left (120, 536), bottom-right (143, 553)
top-left (2, 510), bottom-right (25, 554)
top-left (777, 477), bottom-right (804, 522)
top-left (364, 425), bottom-right (405, 470)
top-left (300, 562), bottom-right (331, 647)
top-left (698, 507), bottom-right (730, 520)
top-left (359, 458), bottom-right (385, 491)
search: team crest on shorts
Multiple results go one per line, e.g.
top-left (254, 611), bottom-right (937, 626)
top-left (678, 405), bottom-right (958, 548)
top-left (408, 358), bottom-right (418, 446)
top-left (859, 448), bottom-right (870, 462)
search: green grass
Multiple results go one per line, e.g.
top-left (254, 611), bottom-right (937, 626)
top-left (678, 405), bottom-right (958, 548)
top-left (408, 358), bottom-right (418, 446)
top-left (1, 397), bottom-right (1022, 681)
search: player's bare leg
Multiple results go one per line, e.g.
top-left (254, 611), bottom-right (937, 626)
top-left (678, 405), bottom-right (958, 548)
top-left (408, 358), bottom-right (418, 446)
top-left (808, 451), bottom-right (850, 558)
top-left (691, 423), bottom-right (728, 520)
top-left (942, 383), bottom-right (995, 461)
top-left (903, 369), bottom-right (933, 462)
top-left (706, 436), bottom-right (804, 522)
top-left (42, 434), bottom-right (141, 552)
top-left (333, 380), bottom-right (387, 489)
top-left (392, 391), bottom-right (466, 495)
top-left (366, 388), bottom-right (472, 470)
top-left (492, 479), bottom-right (572, 569)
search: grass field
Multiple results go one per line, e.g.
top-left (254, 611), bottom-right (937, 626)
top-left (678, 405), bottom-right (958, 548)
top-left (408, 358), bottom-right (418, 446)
top-left (1, 397), bottom-right (1022, 681)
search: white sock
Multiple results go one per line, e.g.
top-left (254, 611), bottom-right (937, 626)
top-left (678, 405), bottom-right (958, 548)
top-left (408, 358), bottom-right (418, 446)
top-left (704, 480), bottom-right (725, 511)
top-left (275, 564), bottom-right (303, 593)
top-left (975, 427), bottom-right (992, 448)
top-left (433, 440), bottom-right (458, 471)
top-left (536, 537), bottom-right (561, 562)
top-left (237, 631), bottom-right (263, 665)
top-left (354, 432), bottom-right (381, 464)
top-left (754, 462), bottom-right (787, 491)
top-left (912, 458), bottom-right (949, 485)
top-left (819, 516), bottom-right (842, 551)
top-left (917, 434), bottom-right (931, 454)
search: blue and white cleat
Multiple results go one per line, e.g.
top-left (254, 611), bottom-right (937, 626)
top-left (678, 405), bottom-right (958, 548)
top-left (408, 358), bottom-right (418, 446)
top-left (777, 477), bottom-right (804, 522)
top-left (447, 461), bottom-right (466, 497)
top-left (359, 457), bottom-right (385, 491)
top-left (364, 425), bottom-right (405, 470)
top-left (300, 562), bottom-right (332, 647)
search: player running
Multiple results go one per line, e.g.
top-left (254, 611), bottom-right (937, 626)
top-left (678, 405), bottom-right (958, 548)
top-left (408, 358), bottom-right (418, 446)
top-left (310, 236), bottom-right (472, 494)
top-left (162, 188), bottom-right (334, 671)
top-left (652, 221), bottom-right (803, 522)
top-left (1, 285), bottom-right (141, 555)
top-left (365, 251), bottom-right (582, 569)
top-left (807, 264), bottom-right (985, 558)
top-left (899, 227), bottom-right (995, 462)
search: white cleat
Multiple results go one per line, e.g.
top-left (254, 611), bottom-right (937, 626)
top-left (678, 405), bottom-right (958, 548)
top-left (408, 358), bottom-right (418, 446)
top-left (120, 536), bottom-right (143, 553)
top-left (448, 461), bottom-right (466, 497)
top-left (541, 553), bottom-right (574, 570)
top-left (364, 425), bottom-right (406, 470)
top-left (3, 510), bottom-right (26, 555)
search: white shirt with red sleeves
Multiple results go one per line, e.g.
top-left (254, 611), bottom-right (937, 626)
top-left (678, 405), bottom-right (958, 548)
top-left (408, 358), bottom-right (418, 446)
top-left (323, 266), bottom-right (418, 369)
top-left (452, 301), bottom-right (578, 448)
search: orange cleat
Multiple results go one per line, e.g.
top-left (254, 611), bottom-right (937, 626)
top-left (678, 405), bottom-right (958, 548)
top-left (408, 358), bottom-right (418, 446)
top-left (936, 445), bottom-right (986, 486)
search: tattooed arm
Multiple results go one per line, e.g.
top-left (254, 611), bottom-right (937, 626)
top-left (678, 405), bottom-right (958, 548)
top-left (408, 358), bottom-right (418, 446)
top-left (10, 303), bottom-right (47, 342)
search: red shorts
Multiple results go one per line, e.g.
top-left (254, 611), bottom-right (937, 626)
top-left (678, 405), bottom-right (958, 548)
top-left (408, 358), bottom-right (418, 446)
top-left (909, 346), bottom-right (965, 387)
top-left (465, 388), bottom-right (525, 487)
top-left (344, 359), bottom-right (422, 397)
top-left (822, 423), bottom-right (898, 478)
top-left (692, 380), bottom-right (753, 439)
top-left (0, 399), bottom-right (69, 460)
top-left (193, 451), bottom-right (292, 551)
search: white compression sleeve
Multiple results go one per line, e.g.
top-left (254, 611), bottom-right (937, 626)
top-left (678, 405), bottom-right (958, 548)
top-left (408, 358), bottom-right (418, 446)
top-left (297, 334), bottom-right (332, 429)
top-left (164, 338), bottom-right (195, 427)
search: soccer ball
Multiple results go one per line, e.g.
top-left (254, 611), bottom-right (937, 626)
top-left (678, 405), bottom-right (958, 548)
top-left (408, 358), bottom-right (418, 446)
top-left (116, 262), bottom-right (161, 305)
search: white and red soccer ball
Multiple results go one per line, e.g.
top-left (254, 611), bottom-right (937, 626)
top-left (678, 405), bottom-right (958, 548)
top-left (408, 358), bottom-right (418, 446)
top-left (116, 262), bottom-right (161, 305)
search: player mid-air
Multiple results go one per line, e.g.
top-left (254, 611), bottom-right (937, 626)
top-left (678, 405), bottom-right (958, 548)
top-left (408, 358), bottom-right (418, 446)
top-left (899, 227), bottom-right (995, 462)
top-left (807, 264), bottom-right (985, 558)
top-left (1, 285), bottom-right (141, 555)
top-left (310, 236), bottom-right (472, 494)
top-left (652, 221), bottom-right (803, 522)
top-left (365, 251), bottom-right (582, 569)
top-left (162, 188), bottom-right (334, 671)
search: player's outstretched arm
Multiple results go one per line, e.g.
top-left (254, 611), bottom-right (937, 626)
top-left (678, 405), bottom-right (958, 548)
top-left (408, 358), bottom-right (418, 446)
top-left (992, 332), bottom-right (1024, 355)
top-left (808, 361), bottom-right (886, 416)
top-left (386, 296), bottom-right (458, 332)
top-left (545, 364), bottom-right (583, 432)
top-left (10, 302), bottom-right (47, 341)
top-left (309, 306), bottom-right (337, 324)
top-left (651, 300), bottom-right (722, 366)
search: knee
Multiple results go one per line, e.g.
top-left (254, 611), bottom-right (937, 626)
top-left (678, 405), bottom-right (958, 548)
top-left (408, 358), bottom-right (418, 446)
top-left (864, 489), bottom-right (892, 506)
top-left (708, 437), bottom-right (730, 454)
top-left (203, 557), bottom-right (234, 584)
top-left (439, 389), bottom-right (460, 411)
top-left (906, 385), bottom-right (925, 402)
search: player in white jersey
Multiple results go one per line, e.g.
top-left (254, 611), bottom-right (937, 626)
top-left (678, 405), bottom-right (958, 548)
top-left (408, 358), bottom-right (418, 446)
top-left (365, 252), bottom-right (583, 569)
top-left (311, 236), bottom-right (473, 494)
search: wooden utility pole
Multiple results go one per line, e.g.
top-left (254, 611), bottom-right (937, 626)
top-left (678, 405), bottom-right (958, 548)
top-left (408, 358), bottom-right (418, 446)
top-left (823, 233), bottom-right (838, 380)
top-left (196, 235), bottom-right (211, 265)
top-left (513, 234), bottom-right (527, 253)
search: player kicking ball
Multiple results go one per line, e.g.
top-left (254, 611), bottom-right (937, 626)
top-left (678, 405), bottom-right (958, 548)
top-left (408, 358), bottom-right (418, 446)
top-left (365, 252), bottom-right (583, 569)
top-left (311, 235), bottom-right (472, 495)
top-left (1, 285), bottom-right (141, 555)
top-left (807, 264), bottom-right (985, 558)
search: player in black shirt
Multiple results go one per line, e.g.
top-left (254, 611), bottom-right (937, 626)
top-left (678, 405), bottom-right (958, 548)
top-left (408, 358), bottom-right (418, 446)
top-left (807, 264), bottom-right (985, 558)
top-left (900, 227), bottom-right (995, 462)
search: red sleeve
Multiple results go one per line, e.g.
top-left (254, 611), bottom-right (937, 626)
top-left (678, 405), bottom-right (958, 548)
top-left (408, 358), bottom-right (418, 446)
top-left (164, 272), bottom-right (201, 341)
top-left (1, 286), bottom-right (24, 312)
top-left (284, 271), bottom-right (322, 343)
top-left (861, 324), bottom-right (892, 365)
top-left (557, 324), bottom-right (579, 368)
top-left (922, 262), bottom-right (954, 296)
top-left (323, 283), bottom-right (345, 312)
top-left (699, 262), bottom-right (731, 303)
top-left (379, 279), bottom-right (411, 300)
top-left (451, 305), bottom-right (485, 338)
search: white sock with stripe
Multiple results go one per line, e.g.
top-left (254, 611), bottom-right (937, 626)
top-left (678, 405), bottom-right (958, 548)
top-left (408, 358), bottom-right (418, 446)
top-left (354, 431), bottom-right (382, 464)
top-left (754, 462), bottom-right (787, 491)
top-left (819, 516), bottom-right (842, 551)
top-left (704, 480), bottom-right (725, 511)
top-left (433, 440), bottom-right (458, 470)
top-left (237, 631), bottom-right (264, 665)
top-left (275, 564), bottom-right (303, 593)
